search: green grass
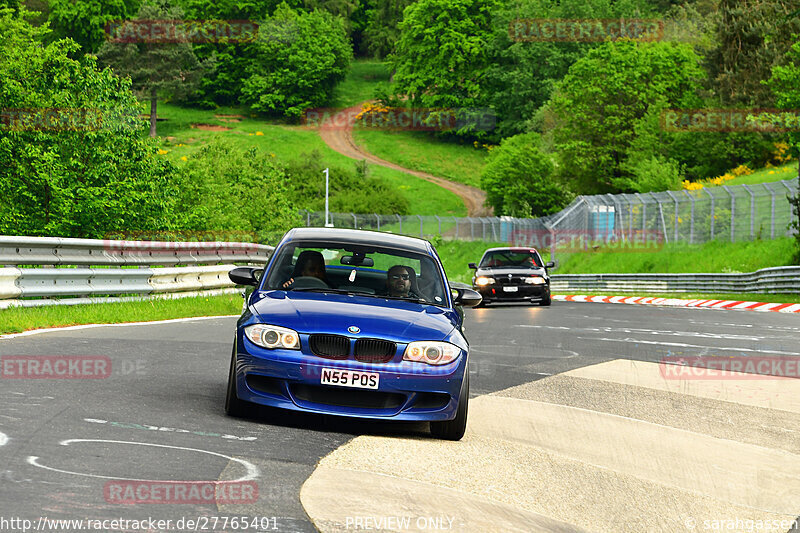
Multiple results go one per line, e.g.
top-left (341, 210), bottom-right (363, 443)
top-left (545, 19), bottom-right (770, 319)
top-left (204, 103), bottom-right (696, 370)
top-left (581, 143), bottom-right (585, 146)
top-left (0, 294), bottom-right (242, 335)
top-left (330, 60), bottom-right (391, 108)
top-left (726, 163), bottom-right (798, 186)
top-left (352, 129), bottom-right (489, 187)
top-left (148, 103), bottom-right (466, 216)
top-left (553, 237), bottom-right (797, 274)
top-left (552, 291), bottom-right (799, 304)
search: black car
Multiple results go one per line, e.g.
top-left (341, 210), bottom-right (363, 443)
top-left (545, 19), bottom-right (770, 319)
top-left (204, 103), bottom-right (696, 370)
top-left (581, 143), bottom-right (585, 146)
top-left (468, 247), bottom-right (555, 306)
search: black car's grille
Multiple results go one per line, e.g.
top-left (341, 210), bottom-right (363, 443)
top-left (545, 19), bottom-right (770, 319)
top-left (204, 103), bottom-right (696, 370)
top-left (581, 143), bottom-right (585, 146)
top-left (497, 276), bottom-right (523, 285)
top-left (354, 338), bottom-right (396, 363)
top-left (291, 384), bottom-right (405, 410)
top-left (308, 334), bottom-right (350, 359)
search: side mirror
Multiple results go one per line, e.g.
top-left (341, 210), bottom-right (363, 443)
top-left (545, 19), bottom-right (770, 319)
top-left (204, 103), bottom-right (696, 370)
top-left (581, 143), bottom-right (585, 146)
top-left (468, 262), bottom-right (477, 270)
top-left (450, 287), bottom-right (483, 308)
top-left (545, 261), bottom-right (555, 269)
top-left (229, 267), bottom-right (262, 286)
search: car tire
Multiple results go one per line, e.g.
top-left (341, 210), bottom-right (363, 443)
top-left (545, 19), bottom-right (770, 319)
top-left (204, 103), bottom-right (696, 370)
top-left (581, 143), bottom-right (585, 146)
top-left (539, 294), bottom-right (552, 306)
top-left (430, 372), bottom-right (469, 441)
top-left (225, 343), bottom-right (249, 418)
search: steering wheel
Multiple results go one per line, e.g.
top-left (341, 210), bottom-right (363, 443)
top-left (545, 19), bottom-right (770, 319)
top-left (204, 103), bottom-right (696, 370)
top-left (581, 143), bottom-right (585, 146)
top-left (289, 276), bottom-right (329, 289)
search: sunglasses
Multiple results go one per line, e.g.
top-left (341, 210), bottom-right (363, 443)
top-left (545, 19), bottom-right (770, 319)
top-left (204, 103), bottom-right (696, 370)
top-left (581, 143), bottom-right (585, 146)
top-left (390, 274), bottom-right (410, 280)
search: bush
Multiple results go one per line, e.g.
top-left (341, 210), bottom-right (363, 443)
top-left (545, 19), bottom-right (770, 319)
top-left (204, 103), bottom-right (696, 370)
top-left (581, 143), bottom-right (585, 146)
top-left (174, 140), bottom-right (299, 245)
top-left (480, 133), bottom-right (571, 217)
top-left (284, 154), bottom-right (410, 215)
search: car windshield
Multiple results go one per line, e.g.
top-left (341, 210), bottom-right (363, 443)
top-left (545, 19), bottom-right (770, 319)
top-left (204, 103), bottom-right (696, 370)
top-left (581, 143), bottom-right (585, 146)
top-left (263, 241), bottom-right (448, 306)
top-left (479, 250), bottom-right (542, 268)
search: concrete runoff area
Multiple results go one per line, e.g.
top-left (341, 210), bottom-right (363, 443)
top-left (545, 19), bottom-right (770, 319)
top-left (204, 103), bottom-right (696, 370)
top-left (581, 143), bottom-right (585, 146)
top-left (301, 359), bottom-right (800, 532)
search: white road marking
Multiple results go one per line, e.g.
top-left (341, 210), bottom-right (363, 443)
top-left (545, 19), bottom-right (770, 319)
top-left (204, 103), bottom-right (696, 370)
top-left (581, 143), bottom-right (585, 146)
top-left (0, 315), bottom-right (239, 340)
top-left (579, 337), bottom-right (800, 356)
top-left (0, 432), bottom-right (7, 446)
top-left (27, 439), bottom-right (259, 482)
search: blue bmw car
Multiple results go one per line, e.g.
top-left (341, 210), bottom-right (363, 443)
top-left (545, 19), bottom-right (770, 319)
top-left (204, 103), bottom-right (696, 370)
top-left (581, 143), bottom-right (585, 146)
top-left (225, 228), bottom-right (482, 440)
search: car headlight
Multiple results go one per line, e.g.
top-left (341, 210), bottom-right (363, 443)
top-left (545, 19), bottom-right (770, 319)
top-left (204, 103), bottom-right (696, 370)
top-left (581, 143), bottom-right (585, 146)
top-left (475, 276), bottom-right (495, 286)
top-left (403, 341), bottom-right (460, 365)
top-left (245, 324), bottom-right (300, 350)
top-left (525, 276), bottom-right (546, 285)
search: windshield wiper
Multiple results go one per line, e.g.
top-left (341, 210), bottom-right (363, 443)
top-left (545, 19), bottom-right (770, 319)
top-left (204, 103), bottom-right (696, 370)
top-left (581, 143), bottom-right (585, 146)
top-left (381, 295), bottom-right (426, 304)
top-left (290, 288), bottom-right (358, 294)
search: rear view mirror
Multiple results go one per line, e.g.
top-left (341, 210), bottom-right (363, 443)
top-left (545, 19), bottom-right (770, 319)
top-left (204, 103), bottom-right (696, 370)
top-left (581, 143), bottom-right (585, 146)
top-left (468, 262), bottom-right (477, 270)
top-left (341, 255), bottom-right (374, 267)
top-left (545, 261), bottom-right (555, 269)
top-left (229, 267), bottom-right (262, 286)
top-left (450, 287), bottom-right (482, 308)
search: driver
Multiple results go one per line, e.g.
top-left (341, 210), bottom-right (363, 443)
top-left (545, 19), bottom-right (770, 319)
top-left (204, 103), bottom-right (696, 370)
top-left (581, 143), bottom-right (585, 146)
top-left (386, 265), bottom-right (419, 298)
top-left (283, 250), bottom-right (329, 288)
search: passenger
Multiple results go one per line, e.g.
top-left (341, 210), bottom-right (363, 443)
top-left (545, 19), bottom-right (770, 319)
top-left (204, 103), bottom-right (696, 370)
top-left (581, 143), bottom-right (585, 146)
top-left (283, 250), bottom-right (329, 288)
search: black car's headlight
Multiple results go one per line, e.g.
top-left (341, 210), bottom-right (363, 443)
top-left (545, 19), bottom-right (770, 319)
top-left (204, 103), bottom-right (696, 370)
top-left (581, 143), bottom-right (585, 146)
top-left (245, 324), bottom-right (300, 350)
top-left (475, 276), bottom-right (495, 286)
top-left (403, 341), bottom-right (460, 365)
top-left (524, 276), bottom-right (546, 285)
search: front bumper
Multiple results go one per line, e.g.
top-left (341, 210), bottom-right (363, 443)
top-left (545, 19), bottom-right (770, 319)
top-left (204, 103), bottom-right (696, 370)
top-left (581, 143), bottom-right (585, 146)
top-left (233, 335), bottom-right (467, 421)
top-left (473, 283), bottom-right (550, 303)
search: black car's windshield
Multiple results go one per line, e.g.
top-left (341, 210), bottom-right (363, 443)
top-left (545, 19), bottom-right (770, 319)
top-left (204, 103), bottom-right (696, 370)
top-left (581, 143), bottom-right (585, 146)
top-left (479, 250), bottom-right (543, 268)
top-left (263, 241), bottom-right (448, 306)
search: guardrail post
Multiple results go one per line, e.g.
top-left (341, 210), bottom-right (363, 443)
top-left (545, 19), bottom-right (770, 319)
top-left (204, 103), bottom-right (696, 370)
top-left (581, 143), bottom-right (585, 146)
top-left (683, 190), bottom-right (695, 244)
top-left (722, 185), bottom-right (735, 242)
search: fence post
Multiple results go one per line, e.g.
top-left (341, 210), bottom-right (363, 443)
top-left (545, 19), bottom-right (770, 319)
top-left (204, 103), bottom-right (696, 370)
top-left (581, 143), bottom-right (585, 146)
top-left (742, 184), bottom-right (755, 239)
top-left (635, 193), bottom-right (646, 236)
top-left (610, 194), bottom-right (626, 241)
top-left (763, 183), bottom-right (776, 239)
top-left (651, 192), bottom-right (669, 244)
top-left (435, 215), bottom-right (441, 237)
top-left (397, 214), bottom-right (402, 234)
top-left (665, 190), bottom-right (680, 242)
top-left (470, 218), bottom-right (475, 240)
top-left (704, 188), bottom-right (715, 239)
top-left (351, 213), bottom-right (357, 229)
top-left (683, 190), bottom-right (695, 244)
top-left (454, 216), bottom-right (459, 239)
top-left (418, 215), bottom-right (424, 238)
top-left (722, 185), bottom-right (735, 241)
top-left (782, 180), bottom-right (795, 235)
top-left (376, 214), bottom-right (381, 231)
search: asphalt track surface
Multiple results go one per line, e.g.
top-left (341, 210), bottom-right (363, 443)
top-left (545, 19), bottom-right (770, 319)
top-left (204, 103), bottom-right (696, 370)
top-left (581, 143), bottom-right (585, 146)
top-left (1, 301), bottom-right (799, 532)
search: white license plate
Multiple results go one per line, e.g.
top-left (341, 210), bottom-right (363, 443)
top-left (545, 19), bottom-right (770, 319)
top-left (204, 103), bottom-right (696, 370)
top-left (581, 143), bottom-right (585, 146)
top-left (503, 286), bottom-right (518, 292)
top-left (320, 368), bottom-right (379, 389)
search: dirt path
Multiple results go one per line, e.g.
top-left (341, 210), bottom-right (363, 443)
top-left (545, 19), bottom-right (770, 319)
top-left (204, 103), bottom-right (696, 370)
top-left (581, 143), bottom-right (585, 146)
top-left (317, 104), bottom-right (493, 217)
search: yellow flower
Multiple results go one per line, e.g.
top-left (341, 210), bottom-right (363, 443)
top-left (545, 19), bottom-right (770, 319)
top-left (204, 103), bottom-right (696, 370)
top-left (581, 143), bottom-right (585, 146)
top-left (270, 153), bottom-right (275, 157)
top-left (157, 149), bottom-right (168, 155)
top-left (768, 170), bottom-right (775, 174)
top-left (180, 156), bottom-right (188, 161)
top-left (248, 133), bottom-right (253, 136)
top-left (178, 143), bottom-right (184, 147)
top-left (255, 131), bottom-right (264, 136)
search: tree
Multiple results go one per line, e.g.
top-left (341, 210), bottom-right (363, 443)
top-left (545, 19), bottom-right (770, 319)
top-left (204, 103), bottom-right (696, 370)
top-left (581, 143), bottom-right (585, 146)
top-left (0, 8), bottom-right (179, 238)
top-left (389, 0), bottom-right (497, 134)
top-left (363, 0), bottom-right (414, 58)
top-left (48, 0), bottom-right (140, 53)
top-left (480, 133), bottom-right (570, 217)
top-left (709, 0), bottom-right (800, 106)
top-left (546, 40), bottom-right (705, 194)
top-left (96, 0), bottom-right (203, 137)
top-left (240, 4), bottom-right (352, 118)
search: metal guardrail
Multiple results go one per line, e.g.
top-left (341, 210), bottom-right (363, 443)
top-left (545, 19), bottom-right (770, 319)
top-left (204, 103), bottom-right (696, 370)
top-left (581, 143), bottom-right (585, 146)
top-left (550, 266), bottom-right (800, 294)
top-left (0, 236), bottom-right (274, 307)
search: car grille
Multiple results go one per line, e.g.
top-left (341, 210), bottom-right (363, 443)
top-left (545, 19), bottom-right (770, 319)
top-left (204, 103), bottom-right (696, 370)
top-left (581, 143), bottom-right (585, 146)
top-left (308, 334), bottom-right (350, 359)
top-left (292, 384), bottom-right (406, 410)
top-left (497, 276), bottom-right (523, 285)
top-left (354, 338), bottom-right (396, 363)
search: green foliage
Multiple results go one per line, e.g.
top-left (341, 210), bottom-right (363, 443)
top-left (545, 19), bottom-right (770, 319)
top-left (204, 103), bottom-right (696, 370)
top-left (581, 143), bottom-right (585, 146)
top-left (173, 140), bottom-right (299, 245)
top-left (47, 0), bottom-right (139, 53)
top-left (363, 0), bottom-right (414, 58)
top-left (790, 181), bottom-right (800, 262)
top-left (547, 40), bottom-right (705, 194)
top-left (480, 133), bottom-right (570, 217)
top-left (389, 0), bottom-right (497, 135)
top-left (710, 0), bottom-right (800, 106)
top-left (284, 152), bottom-right (410, 214)
top-left (0, 9), bottom-right (179, 238)
top-left (240, 4), bottom-right (352, 117)
top-left (485, 0), bottom-right (655, 138)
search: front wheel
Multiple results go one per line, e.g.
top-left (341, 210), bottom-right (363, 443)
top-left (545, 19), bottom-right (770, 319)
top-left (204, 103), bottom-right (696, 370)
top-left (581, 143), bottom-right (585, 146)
top-left (539, 294), bottom-right (552, 306)
top-left (431, 372), bottom-right (469, 440)
top-left (225, 344), bottom-right (248, 418)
